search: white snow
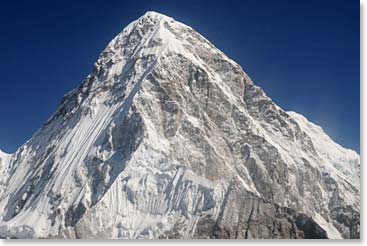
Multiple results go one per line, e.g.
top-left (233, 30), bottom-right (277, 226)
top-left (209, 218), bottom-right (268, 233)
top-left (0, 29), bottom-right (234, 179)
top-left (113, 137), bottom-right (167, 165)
top-left (288, 111), bottom-right (360, 189)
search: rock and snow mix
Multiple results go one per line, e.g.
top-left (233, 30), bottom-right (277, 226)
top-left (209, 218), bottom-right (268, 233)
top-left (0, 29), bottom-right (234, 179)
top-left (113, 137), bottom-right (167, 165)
top-left (0, 11), bottom-right (360, 239)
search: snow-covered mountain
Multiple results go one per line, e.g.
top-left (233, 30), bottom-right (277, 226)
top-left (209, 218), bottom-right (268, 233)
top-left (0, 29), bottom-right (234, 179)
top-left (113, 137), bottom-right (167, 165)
top-left (0, 11), bottom-right (360, 239)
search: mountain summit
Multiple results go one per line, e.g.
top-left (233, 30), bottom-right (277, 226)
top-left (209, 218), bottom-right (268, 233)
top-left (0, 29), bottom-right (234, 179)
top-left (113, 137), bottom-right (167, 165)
top-left (0, 11), bottom-right (360, 239)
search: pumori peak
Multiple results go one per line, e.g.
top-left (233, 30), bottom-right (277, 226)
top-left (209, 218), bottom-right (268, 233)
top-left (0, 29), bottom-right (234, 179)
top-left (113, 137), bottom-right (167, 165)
top-left (0, 11), bottom-right (360, 239)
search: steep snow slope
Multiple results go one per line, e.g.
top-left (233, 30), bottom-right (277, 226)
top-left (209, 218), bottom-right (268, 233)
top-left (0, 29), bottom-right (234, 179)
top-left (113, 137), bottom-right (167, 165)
top-left (0, 149), bottom-right (10, 168)
top-left (0, 149), bottom-right (11, 195)
top-left (288, 111), bottom-right (360, 189)
top-left (0, 11), bottom-right (360, 239)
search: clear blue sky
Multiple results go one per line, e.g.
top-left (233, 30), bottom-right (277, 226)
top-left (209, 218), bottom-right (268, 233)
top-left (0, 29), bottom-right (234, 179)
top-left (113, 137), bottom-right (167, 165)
top-left (0, 0), bottom-right (359, 153)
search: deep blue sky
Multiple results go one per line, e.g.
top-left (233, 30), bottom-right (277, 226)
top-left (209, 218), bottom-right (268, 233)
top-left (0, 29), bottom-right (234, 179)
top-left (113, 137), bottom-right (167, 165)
top-left (0, 0), bottom-right (359, 153)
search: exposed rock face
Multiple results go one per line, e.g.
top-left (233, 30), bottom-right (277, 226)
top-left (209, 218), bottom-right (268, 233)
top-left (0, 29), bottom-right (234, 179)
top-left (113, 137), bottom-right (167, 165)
top-left (0, 11), bottom-right (360, 239)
